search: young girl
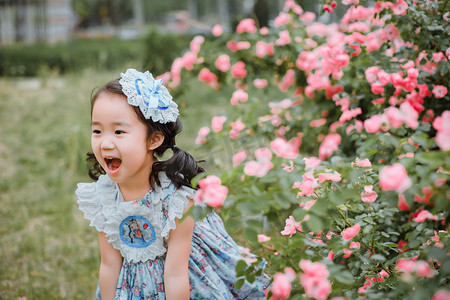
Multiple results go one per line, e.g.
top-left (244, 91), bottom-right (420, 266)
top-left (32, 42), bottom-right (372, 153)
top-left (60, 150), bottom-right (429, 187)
top-left (76, 69), bottom-right (270, 299)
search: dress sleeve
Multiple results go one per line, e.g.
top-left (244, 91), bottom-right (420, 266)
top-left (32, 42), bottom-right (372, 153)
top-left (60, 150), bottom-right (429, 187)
top-left (75, 180), bottom-right (106, 232)
top-left (160, 185), bottom-right (193, 239)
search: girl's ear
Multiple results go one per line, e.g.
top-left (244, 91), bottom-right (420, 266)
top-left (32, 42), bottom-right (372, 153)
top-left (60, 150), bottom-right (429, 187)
top-left (148, 131), bottom-right (165, 150)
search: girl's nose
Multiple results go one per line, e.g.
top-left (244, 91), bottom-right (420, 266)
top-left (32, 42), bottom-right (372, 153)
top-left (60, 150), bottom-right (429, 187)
top-left (101, 139), bottom-right (115, 150)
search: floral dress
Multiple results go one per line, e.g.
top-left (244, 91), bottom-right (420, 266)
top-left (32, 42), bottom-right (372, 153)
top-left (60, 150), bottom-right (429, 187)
top-left (76, 173), bottom-right (270, 299)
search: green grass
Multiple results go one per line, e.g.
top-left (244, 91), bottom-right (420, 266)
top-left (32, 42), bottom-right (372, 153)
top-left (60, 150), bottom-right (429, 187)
top-left (0, 69), bottom-right (228, 299)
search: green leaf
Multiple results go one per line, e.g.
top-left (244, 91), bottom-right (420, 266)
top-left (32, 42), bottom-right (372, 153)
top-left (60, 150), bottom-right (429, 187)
top-left (371, 254), bottom-right (386, 262)
top-left (243, 227), bottom-right (258, 244)
top-left (332, 270), bottom-right (354, 286)
top-left (234, 278), bottom-right (245, 290)
top-left (303, 215), bottom-right (323, 233)
top-left (235, 260), bottom-right (248, 274)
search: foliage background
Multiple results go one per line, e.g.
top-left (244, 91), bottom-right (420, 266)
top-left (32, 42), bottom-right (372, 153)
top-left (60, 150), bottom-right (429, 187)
top-left (169, 0), bottom-right (450, 298)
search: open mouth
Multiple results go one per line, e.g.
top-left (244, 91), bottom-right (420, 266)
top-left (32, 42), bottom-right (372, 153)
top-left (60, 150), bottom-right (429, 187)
top-left (104, 157), bottom-right (122, 174)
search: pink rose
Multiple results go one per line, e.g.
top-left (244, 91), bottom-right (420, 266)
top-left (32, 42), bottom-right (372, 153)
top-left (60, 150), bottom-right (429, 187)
top-left (274, 12), bottom-right (291, 27)
top-left (231, 61), bottom-right (247, 79)
top-left (232, 150), bottom-right (247, 167)
top-left (236, 18), bottom-right (257, 34)
top-left (310, 118), bottom-right (326, 127)
top-left (215, 54), bottom-right (230, 72)
top-left (198, 175), bottom-right (221, 190)
top-left (436, 131), bottom-right (450, 151)
top-left (190, 36), bottom-right (204, 53)
top-left (399, 102), bottom-right (419, 129)
top-left (365, 66), bottom-right (380, 83)
top-left (377, 70), bottom-right (391, 86)
top-left (278, 69), bottom-right (295, 92)
top-left (198, 68), bottom-right (218, 86)
top-left (231, 119), bottom-right (245, 131)
top-left (361, 185), bottom-right (378, 203)
top-left (385, 106), bottom-right (403, 128)
top-left (244, 148), bottom-right (273, 177)
top-left (304, 157), bottom-right (321, 170)
top-left (392, 0), bottom-right (408, 15)
top-left (271, 137), bottom-right (301, 159)
top-left (195, 127), bottom-right (210, 144)
top-left (195, 176), bottom-right (228, 209)
top-left (253, 78), bottom-right (268, 89)
top-left (181, 51), bottom-right (197, 70)
top-left (318, 171), bottom-right (342, 183)
top-left (414, 186), bottom-right (433, 204)
top-left (211, 116), bottom-right (226, 132)
top-left (211, 24), bottom-right (223, 36)
top-left (299, 260), bottom-right (331, 300)
top-left (270, 273), bottom-right (291, 300)
top-left (339, 107), bottom-right (362, 123)
top-left (257, 234), bottom-right (271, 243)
top-left (355, 157), bottom-right (372, 167)
top-left (414, 210), bottom-right (438, 222)
top-left (300, 275), bottom-right (332, 300)
top-left (433, 111), bottom-right (450, 151)
top-left (397, 259), bottom-right (436, 278)
top-left (371, 82), bottom-right (384, 94)
top-left (255, 147), bottom-right (272, 161)
top-left (379, 163), bottom-right (412, 193)
top-left (244, 160), bottom-right (273, 177)
top-left (398, 194), bottom-right (410, 211)
top-left (341, 223), bottom-right (361, 241)
top-left (299, 260), bottom-right (329, 278)
top-left (343, 248), bottom-right (353, 258)
top-left (296, 176), bottom-right (319, 196)
top-left (433, 290), bottom-right (450, 300)
top-left (230, 89), bottom-right (248, 105)
top-left (281, 216), bottom-right (302, 236)
top-left (318, 133), bottom-right (341, 160)
top-left (432, 85), bottom-right (448, 98)
top-left (275, 30), bottom-right (291, 46)
top-left (255, 41), bottom-right (274, 58)
top-left (364, 114), bottom-right (384, 133)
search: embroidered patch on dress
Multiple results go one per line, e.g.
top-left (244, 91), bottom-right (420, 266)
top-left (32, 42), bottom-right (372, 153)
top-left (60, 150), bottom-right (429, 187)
top-left (119, 215), bottom-right (156, 248)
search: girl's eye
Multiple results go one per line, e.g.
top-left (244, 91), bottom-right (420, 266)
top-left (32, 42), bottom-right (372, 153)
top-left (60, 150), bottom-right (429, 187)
top-left (92, 129), bottom-right (101, 134)
top-left (115, 130), bottom-right (125, 135)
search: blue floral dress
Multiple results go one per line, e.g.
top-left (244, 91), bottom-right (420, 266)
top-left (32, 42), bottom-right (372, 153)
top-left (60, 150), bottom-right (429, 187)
top-left (76, 173), bottom-right (270, 299)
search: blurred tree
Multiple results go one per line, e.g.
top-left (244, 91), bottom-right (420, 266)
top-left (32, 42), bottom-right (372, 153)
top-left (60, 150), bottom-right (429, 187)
top-left (72, 0), bottom-right (132, 28)
top-left (253, 0), bottom-right (269, 27)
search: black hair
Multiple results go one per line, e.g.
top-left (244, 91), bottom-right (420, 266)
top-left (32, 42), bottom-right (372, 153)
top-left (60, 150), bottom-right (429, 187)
top-left (87, 78), bottom-right (205, 189)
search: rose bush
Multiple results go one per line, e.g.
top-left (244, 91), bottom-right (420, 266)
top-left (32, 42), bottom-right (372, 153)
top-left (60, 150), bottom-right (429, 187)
top-left (165, 0), bottom-right (449, 298)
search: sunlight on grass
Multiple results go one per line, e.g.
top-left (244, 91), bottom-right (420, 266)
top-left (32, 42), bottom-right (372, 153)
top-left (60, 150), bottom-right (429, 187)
top-left (0, 70), bottom-right (226, 298)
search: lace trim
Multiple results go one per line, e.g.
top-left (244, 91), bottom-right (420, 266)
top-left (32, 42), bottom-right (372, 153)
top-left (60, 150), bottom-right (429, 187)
top-left (161, 185), bottom-right (191, 239)
top-left (76, 173), bottom-right (193, 262)
top-left (76, 180), bottom-right (106, 232)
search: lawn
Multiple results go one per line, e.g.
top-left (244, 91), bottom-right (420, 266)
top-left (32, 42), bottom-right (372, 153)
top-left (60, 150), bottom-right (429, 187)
top-left (0, 69), bottom-right (228, 298)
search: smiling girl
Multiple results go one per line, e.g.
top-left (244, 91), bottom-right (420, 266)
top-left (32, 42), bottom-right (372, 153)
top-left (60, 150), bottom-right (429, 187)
top-left (76, 69), bottom-right (269, 299)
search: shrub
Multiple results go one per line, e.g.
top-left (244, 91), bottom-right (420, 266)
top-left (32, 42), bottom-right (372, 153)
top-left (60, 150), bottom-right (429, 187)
top-left (141, 28), bottom-right (193, 76)
top-left (0, 38), bottom-right (143, 77)
top-left (166, 0), bottom-right (449, 298)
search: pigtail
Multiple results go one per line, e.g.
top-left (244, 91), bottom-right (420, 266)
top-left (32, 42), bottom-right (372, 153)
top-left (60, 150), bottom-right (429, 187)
top-left (150, 119), bottom-right (205, 189)
top-left (151, 146), bottom-right (204, 189)
top-left (86, 152), bottom-right (105, 180)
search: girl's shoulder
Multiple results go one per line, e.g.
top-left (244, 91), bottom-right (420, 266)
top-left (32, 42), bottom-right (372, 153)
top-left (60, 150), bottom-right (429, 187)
top-left (75, 174), bottom-right (114, 232)
top-left (154, 172), bottom-right (195, 203)
top-left (155, 172), bottom-right (195, 238)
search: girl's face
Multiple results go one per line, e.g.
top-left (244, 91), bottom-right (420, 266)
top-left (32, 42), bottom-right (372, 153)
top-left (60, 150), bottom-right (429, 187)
top-left (91, 93), bottom-right (154, 190)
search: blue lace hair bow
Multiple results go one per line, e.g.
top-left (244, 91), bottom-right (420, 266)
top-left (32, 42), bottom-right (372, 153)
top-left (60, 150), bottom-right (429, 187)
top-left (119, 69), bottom-right (179, 124)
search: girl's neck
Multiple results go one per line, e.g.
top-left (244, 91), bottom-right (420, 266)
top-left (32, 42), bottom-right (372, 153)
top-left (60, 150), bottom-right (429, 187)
top-left (118, 180), bottom-right (152, 202)
top-left (117, 157), bottom-right (156, 202)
